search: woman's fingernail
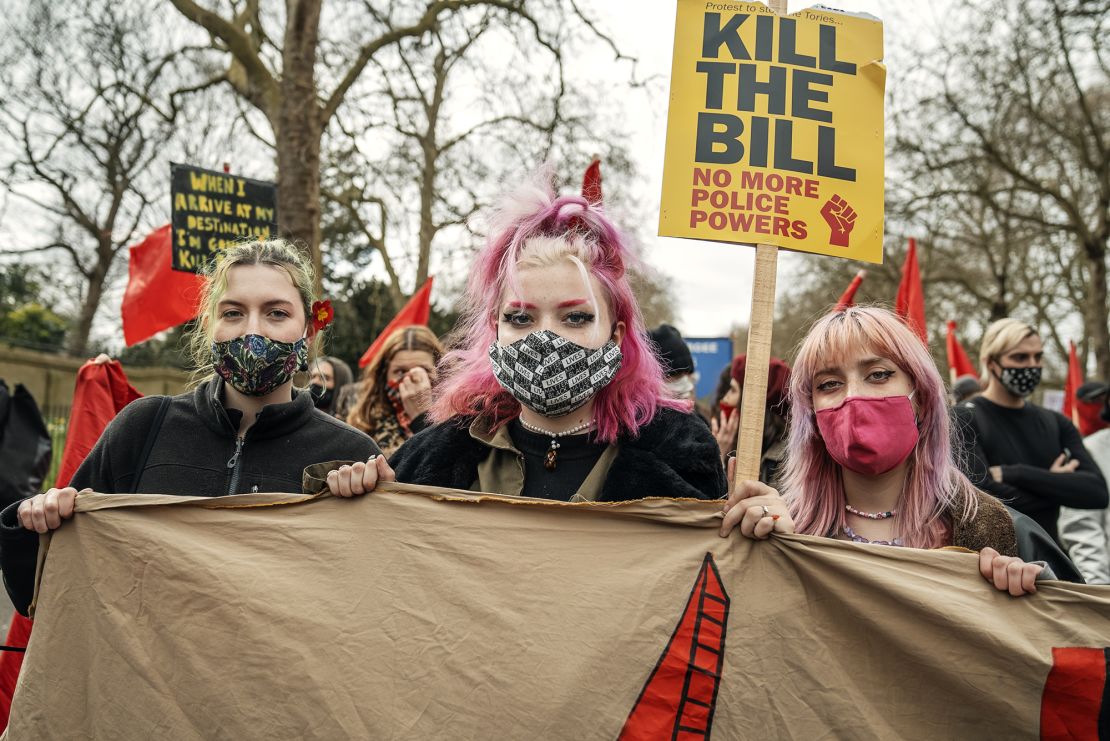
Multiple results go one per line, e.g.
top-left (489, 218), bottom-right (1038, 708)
top-left (772, 515), bottom-right (781, 521)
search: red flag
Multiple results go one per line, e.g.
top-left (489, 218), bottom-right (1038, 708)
top-left (0, 360), bottom-right (141, 730)
top-left (54, 360), bottom-right (142, 487)
top-left (121, 224), bottom-right (205, 346)
top-left (835, 269), bottom-right (866, 310)
top-left (1064, 340), bottom-right (1083, 427)
top-left (582, 156), bottom-right (603, 205)
top-left (358, 277), bottom-right (435, 368)
top-left (895, 237), bottom-right (927, 343)
top-left (1062, 343), bottom-right (1108, 436)
top-left (945, 320), bottom-right (978, 385)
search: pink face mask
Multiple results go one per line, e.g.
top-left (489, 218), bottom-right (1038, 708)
top-left (815, 394), bottom-right (919, 476)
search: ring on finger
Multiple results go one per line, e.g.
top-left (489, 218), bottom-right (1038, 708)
top-left (761, 505), bottom-right (770, 518)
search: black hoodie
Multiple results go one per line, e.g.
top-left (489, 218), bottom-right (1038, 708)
top-left (0, 377), bottom-right (379, 615)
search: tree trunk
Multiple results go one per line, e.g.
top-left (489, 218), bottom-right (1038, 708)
top-left (277, 0), bottom-right (324, 290)
top-left (1084, 247), bottom-right (1110, 381)
top-left (67, 243), bottom-right (112, 357)
top-left (415, 50), bottom-right (448, 288)
top-left (416, 138), bottom-right (436, 287)
top-left (989, 274), bottom-right (1009, 322)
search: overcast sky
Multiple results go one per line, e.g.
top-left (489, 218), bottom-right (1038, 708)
top-left (590, 1), bottom-right (929, 338)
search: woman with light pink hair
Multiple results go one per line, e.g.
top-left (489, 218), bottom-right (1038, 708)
top-left (719, 306), bottom-right (1081, 595)
top-left (325, 172), bottom-right (726, 503)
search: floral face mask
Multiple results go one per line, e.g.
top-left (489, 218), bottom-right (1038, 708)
top-left (211, 334), bottom-right (308, 396)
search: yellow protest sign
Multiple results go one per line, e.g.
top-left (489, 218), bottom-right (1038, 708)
top-left (659, 2), bottom-right (885, 263)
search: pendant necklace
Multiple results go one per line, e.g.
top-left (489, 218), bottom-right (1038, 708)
top-left (519, 418), bottom-right (595, 471)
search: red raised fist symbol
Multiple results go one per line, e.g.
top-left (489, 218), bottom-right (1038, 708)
top-left (820, 195), bottom-right (858, 247)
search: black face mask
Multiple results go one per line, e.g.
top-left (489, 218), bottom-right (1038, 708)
top-left (994, 365), bottom-right (1041, 398)
top-left (309, 383), bottom-right (333, 409)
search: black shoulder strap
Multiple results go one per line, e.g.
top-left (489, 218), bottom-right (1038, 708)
top-left (130, 396), bottom-right (170, 494)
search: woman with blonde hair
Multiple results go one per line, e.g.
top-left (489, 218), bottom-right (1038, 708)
top-left (342, 326), bottom-right (444, 456)
top-left (720, 306), bottom-right (1082, 594)
top-left (0, 239), bottom-right (380, 615)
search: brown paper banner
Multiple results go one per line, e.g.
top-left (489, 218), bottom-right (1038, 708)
top-left (7, 486), bottom-right (1110, 740)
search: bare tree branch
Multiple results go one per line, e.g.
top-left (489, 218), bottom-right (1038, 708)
top-left (321, 0), bottom-right (530, 123)
top-left (166, 0), bottom-right (279, 119)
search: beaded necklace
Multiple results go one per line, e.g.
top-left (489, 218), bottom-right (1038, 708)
top-left (518, 418), bottom-right (595, 471)
top-left (844, 503), bottom-right (897, 520)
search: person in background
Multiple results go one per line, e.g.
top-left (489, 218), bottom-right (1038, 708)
top-left (308, 355), bottom-right (353, 419)
top-left (649, 324), bottom-right (704, 414)
top-left (721, 307), bottom-right (1081, 596)
top-left (1073, 381), bottom-right (1110, 437)
top-left (325, 173), bottom-right (726, 503)
top-left (710, 354), bottom-right (791, 487)
top-left (0, 380), bottom-right (51, 513)
top-left (1059, 380), bottom-right (1110, 583)
top-left (0, 239), bottom-right (380, 616)
top-left (955, 318), bottom-right (1107, 546)
top-left (710, 365), bottom-right (733, 419)
top-left (950, 374), bottom-right (981, 405)
top-left (342, 326), bottom-right (444, 457)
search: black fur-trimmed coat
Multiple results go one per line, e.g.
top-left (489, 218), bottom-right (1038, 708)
top-left (389, 407), bottom-right (727, 501)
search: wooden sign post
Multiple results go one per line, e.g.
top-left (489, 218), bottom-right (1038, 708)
top-left (735, 242), bottom-right (779, 483)
top-left (657, 0), bottom-right (886, 486)
top-left (732, 0), bottom-right (786, 485)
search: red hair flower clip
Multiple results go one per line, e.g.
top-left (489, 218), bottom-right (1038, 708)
top-left (309, 299), bottom-right (334, 338)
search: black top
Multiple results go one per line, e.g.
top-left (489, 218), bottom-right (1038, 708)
top-left (507, 420), bottom-right (607, 501)
top-left (390, 406), bottom-right (727, 502)
top-left (0, 377), bottom-right (380, 616)
top-left (954, 397), bottom-right (1108, 543)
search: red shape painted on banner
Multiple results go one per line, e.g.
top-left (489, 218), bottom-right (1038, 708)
top-left (619, 553), bottom-right (730, 741)
top-left (1040, 646), bottom-right (1108, 739)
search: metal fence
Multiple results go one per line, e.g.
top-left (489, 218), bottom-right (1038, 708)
top-left (40, 404), bottom-right (72, 488)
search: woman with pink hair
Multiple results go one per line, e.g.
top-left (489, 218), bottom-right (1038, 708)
top-left (718, 306), bottom-right (1080, 595)
top-left (325, 174), bottom-right (725, 502)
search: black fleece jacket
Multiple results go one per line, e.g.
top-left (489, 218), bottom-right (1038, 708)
top-left (389, 407), bottom-right (727, 501)
top-left (0, 377), bottom-right (379, 616)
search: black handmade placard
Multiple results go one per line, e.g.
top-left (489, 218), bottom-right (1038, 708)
top-left (170, 163), bottom-right (278, 273)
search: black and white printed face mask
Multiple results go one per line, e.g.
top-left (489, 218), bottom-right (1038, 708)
top-left (489, 330), bottom-right (623, 418)
top-left (996, 365), bottom-right (1042, 398)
